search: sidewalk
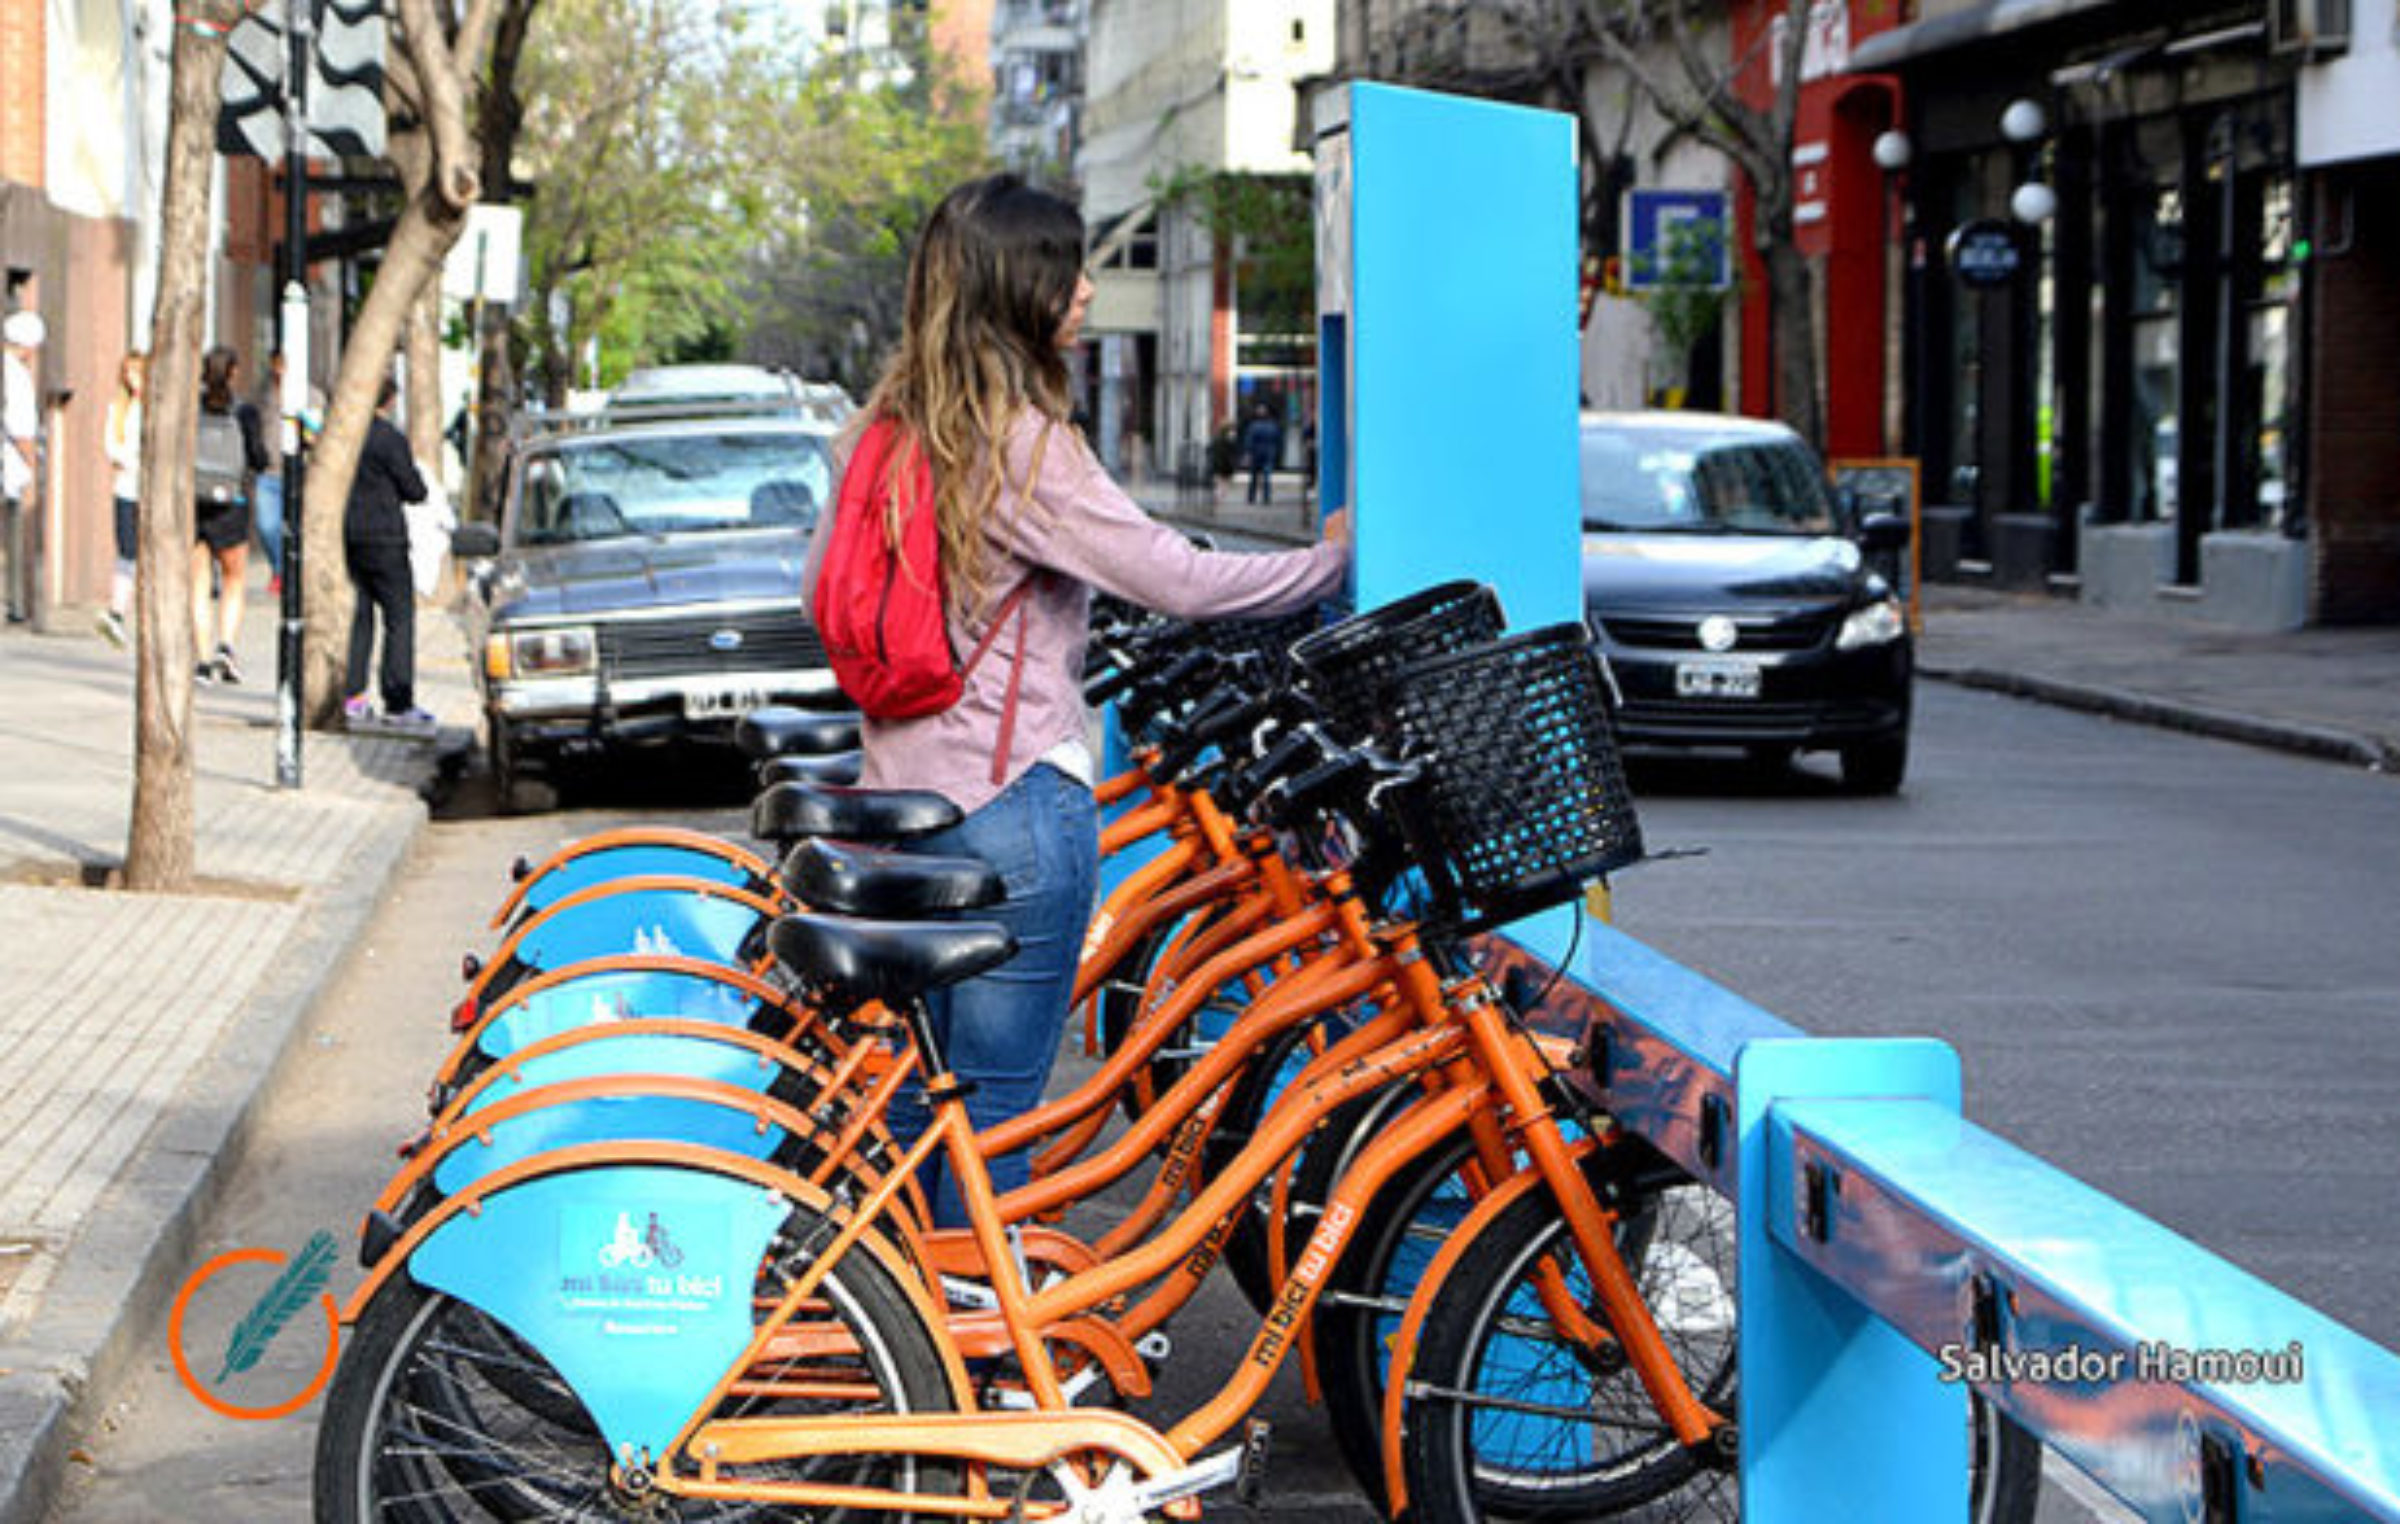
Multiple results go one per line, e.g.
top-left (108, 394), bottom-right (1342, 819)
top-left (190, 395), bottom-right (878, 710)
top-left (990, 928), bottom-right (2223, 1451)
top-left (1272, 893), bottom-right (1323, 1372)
top-left (0, 574), bottom-right (473, 1524)
top-left (1143, 481), bottom-right (2400, 774)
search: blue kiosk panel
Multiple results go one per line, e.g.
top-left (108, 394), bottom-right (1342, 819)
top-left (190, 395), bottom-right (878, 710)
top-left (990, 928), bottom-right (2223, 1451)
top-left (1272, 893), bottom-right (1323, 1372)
top-left (1325, 82), bottom-right (1582, 630)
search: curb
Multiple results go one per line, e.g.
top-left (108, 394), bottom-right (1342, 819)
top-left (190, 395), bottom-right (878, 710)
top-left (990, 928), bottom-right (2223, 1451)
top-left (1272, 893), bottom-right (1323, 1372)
top-left (0, 781), bottom-right (432, 1524)
top-left (1923, 664), bottom-right (2398, 773)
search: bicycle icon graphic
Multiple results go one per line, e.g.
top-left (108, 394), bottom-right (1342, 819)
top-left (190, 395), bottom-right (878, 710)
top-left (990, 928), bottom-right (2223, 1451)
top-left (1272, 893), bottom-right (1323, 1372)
top-left (596, 1210), bottom-right (684, 1271)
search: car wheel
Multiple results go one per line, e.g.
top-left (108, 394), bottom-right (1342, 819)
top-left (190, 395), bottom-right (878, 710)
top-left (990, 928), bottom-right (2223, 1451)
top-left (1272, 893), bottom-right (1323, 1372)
top-left (488, 716), bottom-right (556, 815)
top-left (1840, 733), bottom-right (1908, 795)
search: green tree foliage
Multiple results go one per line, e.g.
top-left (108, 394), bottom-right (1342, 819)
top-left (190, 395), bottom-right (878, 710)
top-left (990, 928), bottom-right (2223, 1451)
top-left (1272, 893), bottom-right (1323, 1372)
top-left (737, 54), bottom-right (995, 393)
top-left (1150, 168), bottom-right (1316, 340)
top-left (513, 0), bottom-right (761, 399)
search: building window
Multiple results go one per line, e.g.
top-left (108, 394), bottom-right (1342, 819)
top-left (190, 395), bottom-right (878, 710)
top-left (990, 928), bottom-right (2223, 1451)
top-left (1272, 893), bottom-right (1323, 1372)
top-left (2246, 173), bottom-right (2298, 532)
top-left (2128, 183), bottom-right (2182, 525)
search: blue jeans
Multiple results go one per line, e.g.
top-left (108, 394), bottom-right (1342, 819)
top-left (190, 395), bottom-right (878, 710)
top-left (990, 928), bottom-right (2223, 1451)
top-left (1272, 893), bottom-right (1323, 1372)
top-left (253, 472), bottom-right (285, 575)
top-left (885, 763), bottom-right (1098, 1228)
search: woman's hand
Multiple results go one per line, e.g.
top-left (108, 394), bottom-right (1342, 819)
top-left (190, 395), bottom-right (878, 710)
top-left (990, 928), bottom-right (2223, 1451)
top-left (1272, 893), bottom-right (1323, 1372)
top-left (1321, 506), bottom-right (1353, 549)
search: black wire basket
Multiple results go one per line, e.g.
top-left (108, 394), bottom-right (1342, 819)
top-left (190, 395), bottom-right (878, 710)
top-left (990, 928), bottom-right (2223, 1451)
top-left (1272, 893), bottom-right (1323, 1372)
top-left (1383, 623), bottom-right (1644, 932)
top-left (1288, 581), bottom-right (1507, 744)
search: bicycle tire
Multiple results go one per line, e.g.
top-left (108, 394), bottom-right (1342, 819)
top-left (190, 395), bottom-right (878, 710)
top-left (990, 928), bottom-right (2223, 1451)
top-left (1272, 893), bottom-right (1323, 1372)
top-left (315, 1201), bottom-right (958, 1523)
top-left (1399, 1181), bottom-right (1738, 1521)
top-left (1204, 1022), bottom-right (1326, 1311)
top-left (1392, 1161), bottom-right (2025, 1516)
top-left (1095, 901), bottom-right (1262, 1126)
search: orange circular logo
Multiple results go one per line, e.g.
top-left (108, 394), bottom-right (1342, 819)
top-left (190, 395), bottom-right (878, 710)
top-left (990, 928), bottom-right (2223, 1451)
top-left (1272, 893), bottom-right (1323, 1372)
top-left (168, 1243), bottom-right (343, 1422)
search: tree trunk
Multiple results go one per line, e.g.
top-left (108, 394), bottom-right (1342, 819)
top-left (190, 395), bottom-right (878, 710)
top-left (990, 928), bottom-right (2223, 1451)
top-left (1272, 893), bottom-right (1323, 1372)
top-left (1760, 232), bottom-right (1824, 453)
top-left (294, 0), bottom-right (516, 727)
top-left (405, 280), bottom-right (445, 467)
top-left (297, 186), bottom-right (469, 726)
top-left (124, 4), bottom-right (242, 893)
top-left (469, 309), bottom-right (515, 520)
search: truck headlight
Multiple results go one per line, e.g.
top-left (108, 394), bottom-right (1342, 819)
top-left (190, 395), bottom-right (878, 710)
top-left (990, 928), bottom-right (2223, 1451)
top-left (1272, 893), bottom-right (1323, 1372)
top-left (487, 625), bottom-right (596, 680)
top-left (1835, 597), bottom-right (1906, 651)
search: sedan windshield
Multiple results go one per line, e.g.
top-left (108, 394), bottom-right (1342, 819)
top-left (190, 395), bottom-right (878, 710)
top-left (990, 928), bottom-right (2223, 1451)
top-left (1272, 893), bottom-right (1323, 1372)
top-left (515, 430), bottom-right (834, 546)
top-left (1582, 426), bottom-right (1837, 535)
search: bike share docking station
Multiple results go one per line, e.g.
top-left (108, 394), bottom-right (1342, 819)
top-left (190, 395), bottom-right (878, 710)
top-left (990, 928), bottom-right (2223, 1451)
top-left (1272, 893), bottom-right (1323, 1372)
top-left (1295, 79), bottom-right (2400, 1523)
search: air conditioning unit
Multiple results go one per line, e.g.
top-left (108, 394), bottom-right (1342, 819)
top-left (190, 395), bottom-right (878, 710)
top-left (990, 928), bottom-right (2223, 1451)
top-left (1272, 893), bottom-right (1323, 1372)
top-left (2270, 0), bottom-right (2350, 58)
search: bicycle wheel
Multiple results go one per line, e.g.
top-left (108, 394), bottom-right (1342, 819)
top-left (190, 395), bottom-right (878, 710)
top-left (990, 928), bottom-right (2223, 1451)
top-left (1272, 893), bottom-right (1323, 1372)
top-left (1396, 1184), bottom-right (2043, 1523)
top-left (1399, 1181), bottom-right (1738, 1521)
top-left (1095, 902), bottom-right (1264, 1125)
top-left (315, 1204), bottom-right (958, 1522)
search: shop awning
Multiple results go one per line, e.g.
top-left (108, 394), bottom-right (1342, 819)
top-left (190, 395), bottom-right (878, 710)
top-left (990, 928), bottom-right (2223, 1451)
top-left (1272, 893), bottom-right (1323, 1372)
top-left (1848, 0), bottom-right (2117, 71)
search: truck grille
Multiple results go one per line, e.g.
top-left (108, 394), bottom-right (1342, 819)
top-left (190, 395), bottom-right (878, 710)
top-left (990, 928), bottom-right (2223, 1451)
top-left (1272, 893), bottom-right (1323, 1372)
top-left (598, 611), bottom-right (825, 681)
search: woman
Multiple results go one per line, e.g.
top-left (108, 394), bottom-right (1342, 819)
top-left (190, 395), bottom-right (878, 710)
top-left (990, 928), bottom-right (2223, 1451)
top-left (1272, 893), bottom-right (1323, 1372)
top-left (192, 346), bottom-right (267, 684)
top-left (97, 351), bottom-right (143, 647)
top-left (803, 173), bottom-right (1350, 1224)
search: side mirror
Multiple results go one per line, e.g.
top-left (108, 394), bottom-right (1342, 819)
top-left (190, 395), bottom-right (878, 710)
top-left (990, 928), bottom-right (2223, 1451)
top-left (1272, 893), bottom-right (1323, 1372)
top-left (451, 521), bottom-right (502, 559)
top-left (1858, 513), bottom-right (1911, 554)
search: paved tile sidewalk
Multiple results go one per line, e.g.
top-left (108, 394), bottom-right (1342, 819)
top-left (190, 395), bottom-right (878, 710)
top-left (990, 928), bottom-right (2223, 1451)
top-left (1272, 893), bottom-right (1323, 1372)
top-left (0, 576), bottom-right (472, 1524)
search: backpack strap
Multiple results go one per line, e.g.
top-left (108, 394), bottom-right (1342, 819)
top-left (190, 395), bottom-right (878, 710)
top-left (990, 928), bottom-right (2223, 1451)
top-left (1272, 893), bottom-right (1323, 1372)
top-left (957, 422), bottom-right (1053, 786)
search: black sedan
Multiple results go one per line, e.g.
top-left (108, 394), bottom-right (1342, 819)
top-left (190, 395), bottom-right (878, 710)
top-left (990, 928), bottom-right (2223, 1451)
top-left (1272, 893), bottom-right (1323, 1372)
top-left (1580, 411), bottom-right (1913, 793)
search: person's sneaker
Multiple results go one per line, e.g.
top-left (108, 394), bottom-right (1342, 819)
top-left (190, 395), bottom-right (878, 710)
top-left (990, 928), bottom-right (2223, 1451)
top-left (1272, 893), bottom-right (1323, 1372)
top-left (94, 609), bottom-right (127, 648)
top-left (195, 661), bottom-right (218, 686)
top-left (213, 643), bottom-right (243, 685)
top-left (387, 707), bottom-right (439, 736)
top-left (343, 694), bottom-right (376, 727)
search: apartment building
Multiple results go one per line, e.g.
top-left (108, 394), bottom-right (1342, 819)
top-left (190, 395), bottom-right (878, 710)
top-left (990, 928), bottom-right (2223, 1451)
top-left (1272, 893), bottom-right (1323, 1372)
top-left (1077, 0), bottom-right (1331, 483)
top-left (991, 0), bottom-right (1083, 178)
top-left (1, 0), bottom-right (291, 620)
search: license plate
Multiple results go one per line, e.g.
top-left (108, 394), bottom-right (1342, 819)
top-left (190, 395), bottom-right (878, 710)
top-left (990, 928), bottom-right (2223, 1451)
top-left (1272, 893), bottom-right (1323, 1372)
top-left (684, 683), bottom-right (770, 719)
top-left (1674, 659), bottom-right (1761, 700)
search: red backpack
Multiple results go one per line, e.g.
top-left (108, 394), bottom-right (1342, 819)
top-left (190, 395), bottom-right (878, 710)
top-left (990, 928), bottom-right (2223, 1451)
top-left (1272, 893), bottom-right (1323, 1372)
top-left (813, 415), bottom-right (1041, 780)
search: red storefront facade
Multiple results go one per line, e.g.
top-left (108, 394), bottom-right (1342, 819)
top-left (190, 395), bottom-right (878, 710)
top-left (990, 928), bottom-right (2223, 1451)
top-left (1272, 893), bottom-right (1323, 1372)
top-left (1727, 0), bottom-right (1911, 460)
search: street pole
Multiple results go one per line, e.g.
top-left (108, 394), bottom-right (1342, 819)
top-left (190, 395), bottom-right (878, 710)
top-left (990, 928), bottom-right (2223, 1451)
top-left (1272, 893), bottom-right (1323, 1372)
top-left (274, 0), bottom-right (310, 789)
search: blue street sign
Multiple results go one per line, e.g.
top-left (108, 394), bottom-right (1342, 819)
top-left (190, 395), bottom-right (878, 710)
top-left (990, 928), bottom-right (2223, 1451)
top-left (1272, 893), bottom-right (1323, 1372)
top-left (1625, 189), bottom-right (1731, 291)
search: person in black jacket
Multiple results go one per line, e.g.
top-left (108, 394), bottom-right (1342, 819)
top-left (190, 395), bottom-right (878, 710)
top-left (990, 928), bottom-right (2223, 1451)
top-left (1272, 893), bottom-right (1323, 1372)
top-left (342, 376), bottom-right (431, 730)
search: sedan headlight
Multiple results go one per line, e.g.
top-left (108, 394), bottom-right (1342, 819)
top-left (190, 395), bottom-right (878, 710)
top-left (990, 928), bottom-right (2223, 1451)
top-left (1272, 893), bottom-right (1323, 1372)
top-left (1835, 597), bottom-right (1906, 651)
top-left (486, 625), bottom-right (596, 680)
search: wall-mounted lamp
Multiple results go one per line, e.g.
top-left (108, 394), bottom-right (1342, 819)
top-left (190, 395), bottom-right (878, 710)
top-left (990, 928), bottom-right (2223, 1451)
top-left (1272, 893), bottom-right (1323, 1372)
top-left (2010, 181), bottom-right (2059, 223)
top-left (1871, 130), bottom-right (1913, 171)
top-left (2000, 98), bottom-right (2048, 143)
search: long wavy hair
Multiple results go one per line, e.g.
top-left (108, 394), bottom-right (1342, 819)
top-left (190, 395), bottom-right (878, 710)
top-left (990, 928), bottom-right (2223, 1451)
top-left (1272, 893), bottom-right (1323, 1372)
top-left (857, 174), bottom-right (1082, 621)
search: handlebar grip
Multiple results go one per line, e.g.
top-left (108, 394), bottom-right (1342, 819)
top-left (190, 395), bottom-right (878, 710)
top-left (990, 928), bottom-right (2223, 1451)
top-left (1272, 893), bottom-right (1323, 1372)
top-left (1084, 660), bottom-right (1141, 706)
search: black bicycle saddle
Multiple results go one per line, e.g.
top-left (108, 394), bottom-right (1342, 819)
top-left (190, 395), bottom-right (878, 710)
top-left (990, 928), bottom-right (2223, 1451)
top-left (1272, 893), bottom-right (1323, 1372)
top-left (756, 751), bottom-right (865, 788)
top-left (767, 914), bottom-right (1016, 1010)
top-left (781, 837), bottom-right (1004, 917)
top-left (750, 781), bottom-right (962, 846)
top-left (736, 707), bottom-right (863, 760)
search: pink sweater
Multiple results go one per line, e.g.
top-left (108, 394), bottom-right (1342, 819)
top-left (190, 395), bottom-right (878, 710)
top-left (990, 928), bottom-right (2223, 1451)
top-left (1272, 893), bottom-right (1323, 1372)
top-left (802, 409), bottom-right (1347, 813)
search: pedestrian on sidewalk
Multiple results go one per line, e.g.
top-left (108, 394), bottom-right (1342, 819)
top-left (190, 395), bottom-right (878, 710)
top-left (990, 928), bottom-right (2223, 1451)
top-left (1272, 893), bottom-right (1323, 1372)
top-left (192, 346), bottom-right (267, 683)
top-left (2, 309), bottom-right (43, 625)
top-left (342, 375), bottom-right (432, 732)
top-left (803, 171), bottom-right (1350, 1225)
top-left (1242, 400), bottom-right (1283, 505)
top-left (97, 350), bottom-right (145, 647)
top-left (251, 352), bottom-right (287, 595)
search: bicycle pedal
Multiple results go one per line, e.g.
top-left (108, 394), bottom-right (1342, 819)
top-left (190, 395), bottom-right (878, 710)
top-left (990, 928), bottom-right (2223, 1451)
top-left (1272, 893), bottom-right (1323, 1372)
top-left (1234, 1419), bottom-right (1272, 1505)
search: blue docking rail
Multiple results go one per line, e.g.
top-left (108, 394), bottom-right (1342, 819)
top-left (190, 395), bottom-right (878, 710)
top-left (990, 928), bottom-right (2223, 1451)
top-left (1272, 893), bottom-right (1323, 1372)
top-left (1502, 918), bottom-right (2400, 1522)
